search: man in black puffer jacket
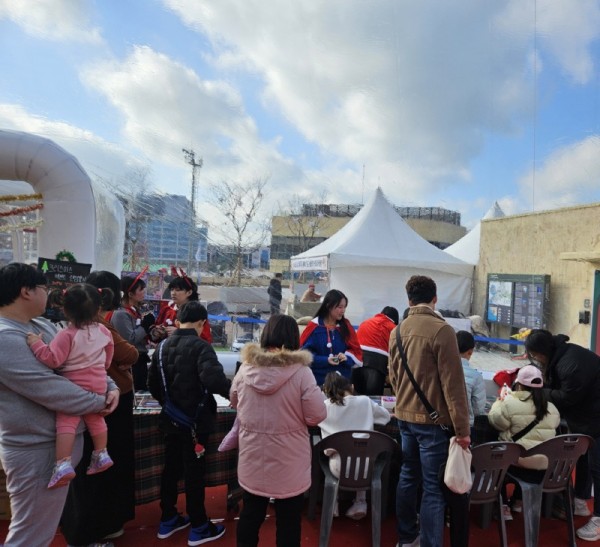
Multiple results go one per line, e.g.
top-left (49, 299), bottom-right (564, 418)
top-left (148, 301), bottom-right (231, 546)
top-left (525, 330), bottom-right (600, 541)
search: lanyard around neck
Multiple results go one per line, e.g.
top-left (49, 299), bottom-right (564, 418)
top-left (326, 324), bottom-right (336, 357)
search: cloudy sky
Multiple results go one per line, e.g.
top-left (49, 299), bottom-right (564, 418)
top-left (1, 0), bottom-right (600, 232)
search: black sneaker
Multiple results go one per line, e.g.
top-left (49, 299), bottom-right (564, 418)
top-left (157, 514), bottom-right (190, 539)
top-left (188, 521), bottom-right (226, 546)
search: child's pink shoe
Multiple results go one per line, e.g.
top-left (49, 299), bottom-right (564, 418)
top-left (86, 449), bottom-right (113, 475)
top-left (48, 459), bottom-right (76, 489)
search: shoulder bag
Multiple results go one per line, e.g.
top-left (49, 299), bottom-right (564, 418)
top-left (157, 341), bottom-right (215, 436)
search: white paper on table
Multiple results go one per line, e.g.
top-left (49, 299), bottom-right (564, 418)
top-left (214, 394), bottom-right (232, 408)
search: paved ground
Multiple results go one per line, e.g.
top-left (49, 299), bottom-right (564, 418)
top-left (470, 346), bottom-right (525, 374)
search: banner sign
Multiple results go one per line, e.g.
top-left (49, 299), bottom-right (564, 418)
top-left (290, 255), bottom-right (328, 271)
top-left (38, 258), bottom-right (92, 289)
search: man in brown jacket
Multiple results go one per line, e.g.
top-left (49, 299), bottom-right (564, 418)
top-left (389, 275), bottom-right (470, 547)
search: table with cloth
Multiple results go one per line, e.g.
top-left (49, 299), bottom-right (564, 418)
top-left (132, 390), bottom-right (502, 513)
top-left (133, 400), bottom-right (241, 507)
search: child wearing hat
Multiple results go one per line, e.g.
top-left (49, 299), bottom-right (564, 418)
top-left (488, 364), bottom-right (561, 519)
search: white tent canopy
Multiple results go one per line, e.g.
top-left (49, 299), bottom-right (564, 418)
top-left (444, 201), bottom-right (505, 265)
top-left (290, 188), bottom-right (473, 323)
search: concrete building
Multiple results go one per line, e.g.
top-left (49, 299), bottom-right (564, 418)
top-left (474, 202), bottom-right (600, 351)
top-left (270, 203), bottom-right (466, 274)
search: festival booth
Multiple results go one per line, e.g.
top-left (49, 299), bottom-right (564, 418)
top-left (0, 129), bottom-right (124, 272)
top-left (290, 188), bottom-right (474, 324)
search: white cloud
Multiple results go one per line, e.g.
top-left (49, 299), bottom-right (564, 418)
top-left (163, 0), bottom-right (600, 202)
top-left (0, 0), bottom-right (102, 44)
top-left (519, 135), bottom-right (600, 210)
top-left (80, 46), bottom-right (312, 219)
top-left (0, 103), bottom-right (143, 185)
top-left (499, 0), bottom-right (600, 85)
top-left (3, 0), bottom-right (599, 235)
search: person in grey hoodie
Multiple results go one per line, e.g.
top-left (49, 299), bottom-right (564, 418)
top-left (0, 263), bottom-right (119, 547)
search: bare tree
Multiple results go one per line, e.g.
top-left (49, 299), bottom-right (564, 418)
top-left (207, 177), bottom-right (269, 286)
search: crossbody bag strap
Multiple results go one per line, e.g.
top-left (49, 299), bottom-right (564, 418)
top-left (395, 327), bottom-right (445, 427)
top-left (511, 418), bottom-right (540, 442)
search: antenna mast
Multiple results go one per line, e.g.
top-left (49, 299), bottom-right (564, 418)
top-left (182, 148), bottom-right (203, 273)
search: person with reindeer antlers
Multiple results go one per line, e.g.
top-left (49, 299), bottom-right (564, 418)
top-left (152, 267), bottom-right (213, 344)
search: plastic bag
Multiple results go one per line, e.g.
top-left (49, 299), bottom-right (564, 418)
top-left (444, 436), bottom-right (473, 494)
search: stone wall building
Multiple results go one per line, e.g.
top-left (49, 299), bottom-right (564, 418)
top-left (474, 202), bottom-right (600, 350)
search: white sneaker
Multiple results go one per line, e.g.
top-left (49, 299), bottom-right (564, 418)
top-left (577, 516), bottom-right (600, 542)
top-left (345, 500), bottom-right (367, 520)
top-left (575, 497), bottom-right (592, 517)
top-left (502, 504), bottom-right (513, 521)
top-left (397, 537), bottom-right (420, 547)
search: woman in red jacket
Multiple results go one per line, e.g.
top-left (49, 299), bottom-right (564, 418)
top-left (152, 274), bottom-right (212, 343)
top-left (354, 306), bottom-right (399, 395)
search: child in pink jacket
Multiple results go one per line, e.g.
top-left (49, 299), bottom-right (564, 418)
top-left (27, 284), bottom-right (114, 489)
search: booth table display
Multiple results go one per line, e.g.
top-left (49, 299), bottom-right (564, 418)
top-left (133, 398), bottom-right (240, 506)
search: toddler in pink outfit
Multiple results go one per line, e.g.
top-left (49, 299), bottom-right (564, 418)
top-left (27, 283), bottom-right (115, 489)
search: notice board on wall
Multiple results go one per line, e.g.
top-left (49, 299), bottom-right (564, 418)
top-left (486, 273), bottom-right (550, 330)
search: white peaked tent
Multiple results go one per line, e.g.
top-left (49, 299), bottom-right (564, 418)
top-left (444, 201), bottom-right (505, 265)
top-left (290, 188), bottom-right (474, 323)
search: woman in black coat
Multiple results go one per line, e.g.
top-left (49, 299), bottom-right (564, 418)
top-left (525, 330), bottom-right (600, 541)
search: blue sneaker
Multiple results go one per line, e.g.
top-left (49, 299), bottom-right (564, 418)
top-left (188, 521), bottom-right (225, 546)
top-left (157, 514), bottom-right (190, 539)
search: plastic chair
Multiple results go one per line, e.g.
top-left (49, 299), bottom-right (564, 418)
top-left (465, 442), bottom-right (524, 547)
top-left (316, 430), bottom-right (398, 547)
top-left (307, 429), bottom-right (324, 521)
top-left (506, 434), bottom-right (593, 547)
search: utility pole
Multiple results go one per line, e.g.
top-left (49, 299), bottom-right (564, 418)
top-left (182, 148), bottom-right (203, 274)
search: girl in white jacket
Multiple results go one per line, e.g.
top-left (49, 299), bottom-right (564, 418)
top-left (319, 371), bottom-right (391, 520)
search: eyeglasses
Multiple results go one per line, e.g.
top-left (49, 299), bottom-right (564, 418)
top-left (35, 285), bottom-right (48, 293)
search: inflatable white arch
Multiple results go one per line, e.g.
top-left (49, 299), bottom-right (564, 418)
top-left (0, 129), bottom-right (124, 272)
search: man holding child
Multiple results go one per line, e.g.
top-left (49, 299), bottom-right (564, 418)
top-left (0, 263), bottom-right (119, 547)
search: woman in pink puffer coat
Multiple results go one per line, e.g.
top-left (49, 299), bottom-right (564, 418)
top-left (230, 314), bottom-right (327, 547)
